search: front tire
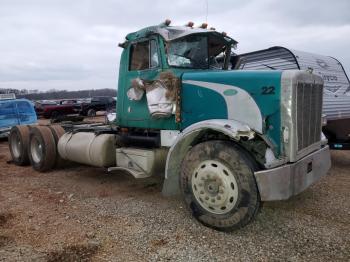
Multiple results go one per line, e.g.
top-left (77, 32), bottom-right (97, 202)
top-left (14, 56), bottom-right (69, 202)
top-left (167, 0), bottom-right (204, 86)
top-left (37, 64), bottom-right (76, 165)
top-left (50, 111), bottom-right (60, 119)
top-left (87, 108), bottom-right (96, 117)
top-left (181, 140), bottom-right (260, 231)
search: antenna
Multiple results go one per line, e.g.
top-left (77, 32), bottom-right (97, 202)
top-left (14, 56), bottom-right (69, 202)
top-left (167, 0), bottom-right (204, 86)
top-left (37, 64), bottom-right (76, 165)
top-left (205, 0), bottom-right (208, 23)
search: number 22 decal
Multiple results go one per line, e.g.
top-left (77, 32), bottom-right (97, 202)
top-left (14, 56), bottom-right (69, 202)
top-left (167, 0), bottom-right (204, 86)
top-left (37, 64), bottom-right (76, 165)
top-left (261, 86), bottom-right (275, 95)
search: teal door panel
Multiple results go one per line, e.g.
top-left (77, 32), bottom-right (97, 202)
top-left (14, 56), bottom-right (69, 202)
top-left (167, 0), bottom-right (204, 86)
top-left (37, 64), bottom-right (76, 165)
top-left (181, 83), bottom-right (227, 128)
top-left (117, 37), bottom-right (178, 130)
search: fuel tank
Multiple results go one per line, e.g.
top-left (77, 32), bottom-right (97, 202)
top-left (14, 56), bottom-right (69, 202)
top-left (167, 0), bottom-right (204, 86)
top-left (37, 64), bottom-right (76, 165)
top-left (58, 132), bottom-right (116, 167)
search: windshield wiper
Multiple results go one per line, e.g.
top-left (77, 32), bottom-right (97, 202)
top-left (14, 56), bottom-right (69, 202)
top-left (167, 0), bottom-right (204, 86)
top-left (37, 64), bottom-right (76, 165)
top-left (262, 63), bottom-right (276, 70)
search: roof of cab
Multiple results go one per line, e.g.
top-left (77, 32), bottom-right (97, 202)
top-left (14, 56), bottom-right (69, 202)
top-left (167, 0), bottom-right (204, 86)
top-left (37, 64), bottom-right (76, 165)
top-left (123, 22), bottom-right (238, 46)
top-left (0, 98), bottom-right (33, 104)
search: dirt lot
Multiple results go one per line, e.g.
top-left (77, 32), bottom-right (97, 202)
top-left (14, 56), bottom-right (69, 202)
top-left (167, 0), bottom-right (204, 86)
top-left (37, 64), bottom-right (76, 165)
top-left (0, 138), bottom-right (349, 261)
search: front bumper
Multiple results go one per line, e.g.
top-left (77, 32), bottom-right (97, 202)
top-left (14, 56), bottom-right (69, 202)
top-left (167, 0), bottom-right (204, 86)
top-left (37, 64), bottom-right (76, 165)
top-left (0, 128), bottom-right (11, 138)
top-left (254, 146), bottom-right (331, 201)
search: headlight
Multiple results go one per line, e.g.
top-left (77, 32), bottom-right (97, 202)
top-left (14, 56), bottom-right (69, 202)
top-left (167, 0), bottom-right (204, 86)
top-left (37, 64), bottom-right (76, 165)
top-left (106, 113), bottom-right (116, 123)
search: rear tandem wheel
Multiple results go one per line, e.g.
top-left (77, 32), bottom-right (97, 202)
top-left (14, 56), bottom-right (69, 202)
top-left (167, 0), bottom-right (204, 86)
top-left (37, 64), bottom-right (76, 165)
top-left (48, 125), bottom-right (66, 168)
top-left (28, 126), bottom-right (57, 172)
top-left (9, 125), bottom-right (31, 166)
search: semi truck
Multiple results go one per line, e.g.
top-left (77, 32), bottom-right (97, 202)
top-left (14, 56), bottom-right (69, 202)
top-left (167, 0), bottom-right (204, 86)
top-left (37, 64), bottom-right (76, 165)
top-left (8, 21), bottom-right (331, 231)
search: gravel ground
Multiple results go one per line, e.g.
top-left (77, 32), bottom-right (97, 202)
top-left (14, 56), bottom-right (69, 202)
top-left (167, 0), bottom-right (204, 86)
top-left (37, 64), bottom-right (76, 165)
top-left (0, 139), bottom-right (349, 261)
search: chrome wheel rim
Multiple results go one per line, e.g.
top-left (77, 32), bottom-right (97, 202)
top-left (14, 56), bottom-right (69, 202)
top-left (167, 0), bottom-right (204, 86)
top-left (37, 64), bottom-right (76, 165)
top-left (191, 160), bottom-right (239, 214)
top-left (30, 137), bottom-right (43, 163)
top-left (11, 133), bottom-right (21, 158)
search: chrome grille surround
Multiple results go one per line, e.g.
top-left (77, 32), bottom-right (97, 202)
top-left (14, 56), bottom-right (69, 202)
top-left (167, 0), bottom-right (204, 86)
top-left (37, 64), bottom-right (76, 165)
top-left (281, 71), bottom-right (324, 162)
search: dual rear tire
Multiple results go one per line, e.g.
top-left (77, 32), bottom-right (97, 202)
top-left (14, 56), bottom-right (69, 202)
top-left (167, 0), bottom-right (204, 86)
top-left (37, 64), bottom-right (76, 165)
top-left (9, 125), bottom-right (66, 172)
top-left (28, 126), bottom-right (57, 172)
top-left (9, 125), bottom-right (31, 166)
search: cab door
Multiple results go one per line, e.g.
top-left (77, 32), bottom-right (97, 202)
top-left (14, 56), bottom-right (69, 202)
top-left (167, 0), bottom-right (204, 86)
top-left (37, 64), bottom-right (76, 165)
top-left (15, 100), bottom-right (37, 125)
top-left (0, 101), bottom-right (18, 128)
top-left (118, 37), bottom-right (177, 130)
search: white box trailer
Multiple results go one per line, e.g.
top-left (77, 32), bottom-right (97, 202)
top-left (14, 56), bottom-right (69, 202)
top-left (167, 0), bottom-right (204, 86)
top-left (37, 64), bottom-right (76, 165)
top-left (234, 46), bottom-right (350, 149)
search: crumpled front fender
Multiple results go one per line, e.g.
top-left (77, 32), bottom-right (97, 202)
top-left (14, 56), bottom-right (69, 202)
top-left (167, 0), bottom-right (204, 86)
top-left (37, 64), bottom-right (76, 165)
top-left (162, 119), bottom-right (256, 196)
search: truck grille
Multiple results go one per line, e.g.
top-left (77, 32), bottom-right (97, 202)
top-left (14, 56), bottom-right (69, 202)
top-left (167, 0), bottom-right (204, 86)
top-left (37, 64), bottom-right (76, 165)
top-left (296, 82), bottom-right (323, 151)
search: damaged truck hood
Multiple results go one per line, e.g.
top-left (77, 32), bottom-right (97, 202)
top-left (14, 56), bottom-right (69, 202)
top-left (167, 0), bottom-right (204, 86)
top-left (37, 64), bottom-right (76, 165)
top-left (180, 70), bottom-right (282, 153)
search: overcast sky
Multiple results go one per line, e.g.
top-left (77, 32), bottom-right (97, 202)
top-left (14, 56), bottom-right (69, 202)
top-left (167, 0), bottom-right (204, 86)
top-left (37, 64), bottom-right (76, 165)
top-left (1, 0), bottom-right (349, 91)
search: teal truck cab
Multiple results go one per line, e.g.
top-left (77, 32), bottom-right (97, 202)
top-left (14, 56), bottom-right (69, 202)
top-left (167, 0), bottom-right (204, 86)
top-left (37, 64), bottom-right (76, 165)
top-left (9, 21), bottom-right (331, 231)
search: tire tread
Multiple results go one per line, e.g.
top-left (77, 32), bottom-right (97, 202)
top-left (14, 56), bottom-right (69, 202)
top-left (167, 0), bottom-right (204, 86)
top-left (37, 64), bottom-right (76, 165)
top-left (29, 126), bottom-right (57, 172)
top-left (181, 140), bottom-right (261, 231)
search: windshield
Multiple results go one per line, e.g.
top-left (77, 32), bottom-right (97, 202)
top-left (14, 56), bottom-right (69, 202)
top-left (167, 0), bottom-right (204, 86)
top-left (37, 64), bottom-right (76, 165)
top-left (166, 35), bottom-right (228, 69)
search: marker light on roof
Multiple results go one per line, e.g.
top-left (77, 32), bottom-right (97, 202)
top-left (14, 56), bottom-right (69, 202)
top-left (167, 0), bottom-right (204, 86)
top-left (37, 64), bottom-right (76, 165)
top-left (187, 21), bottom-right (194, 27)
top-left (200, 23), bottom-right (208, 29)
top-left (222, 31), bottom-right (227, 36)
top-left (164, 19), bottom-right (171, 26)
top-left (209, 27), bottom-right (216, 30)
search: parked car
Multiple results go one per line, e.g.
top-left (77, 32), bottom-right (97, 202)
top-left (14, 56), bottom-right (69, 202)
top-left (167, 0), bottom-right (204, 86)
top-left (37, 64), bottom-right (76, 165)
top-left (80, 96), bottom-right (116, 117)
top-left (34, 100), bottom-right (57, 117)
top-left (0, 97), bottom-right (37, 138)
top-left (36, 99), bottom-right (80, 119)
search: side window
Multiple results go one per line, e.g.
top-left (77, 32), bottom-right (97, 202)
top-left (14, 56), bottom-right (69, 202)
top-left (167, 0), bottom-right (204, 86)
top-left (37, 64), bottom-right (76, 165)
top-left (150, 40), bottom-right (159, 68)
top-left (16, 101), bottom-right (33, 114)
top-left (129, 39), bottom-right (159, 71)
top-left (0, 102), bottom-right (16, 117)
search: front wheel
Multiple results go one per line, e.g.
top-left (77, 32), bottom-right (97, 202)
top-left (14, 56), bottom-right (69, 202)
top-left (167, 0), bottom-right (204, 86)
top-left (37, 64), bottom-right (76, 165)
top-left (50, 111), bottom-right (61, 119)
top-left (180, 140), bottom-right (260, 231)
top-left (87, 108), bottom-right (96, 117)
